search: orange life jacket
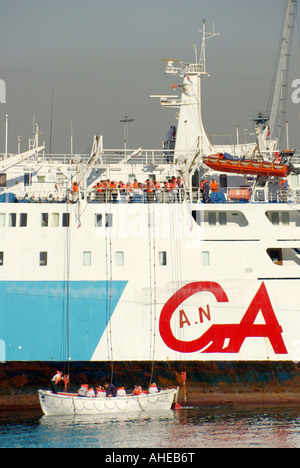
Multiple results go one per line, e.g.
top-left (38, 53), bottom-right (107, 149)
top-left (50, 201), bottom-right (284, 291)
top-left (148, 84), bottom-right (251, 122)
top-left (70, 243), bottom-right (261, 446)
top-left (200, 179), bottom-right (208, 191)
top-left (145, 181), bottom-right (154, 192)
top-left (95, 182), bottom-right (103, 193)
top-left (72, 182), bottom-right (79, 193)
top-left (210, 181), bottom-right (218, 192)
top-left (55, 372), bottom-right (62, 383)
top-left (280, 179), bottom-right (288, 189)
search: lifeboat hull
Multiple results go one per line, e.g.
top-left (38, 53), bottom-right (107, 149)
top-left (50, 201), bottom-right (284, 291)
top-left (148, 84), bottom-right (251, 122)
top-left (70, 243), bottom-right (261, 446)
top-left (203, 155), bottom-right (288, 178)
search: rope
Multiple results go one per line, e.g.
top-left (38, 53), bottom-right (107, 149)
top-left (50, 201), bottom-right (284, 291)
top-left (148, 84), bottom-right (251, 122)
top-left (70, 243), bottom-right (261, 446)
top-left (63, 199), bottom-right (70, 381)
top-left (105, 201), bottom-right (114, 384)
top-left (148, 202), bottom-right (157, 386)
top-left (170, 202), bottom-right (187, 397)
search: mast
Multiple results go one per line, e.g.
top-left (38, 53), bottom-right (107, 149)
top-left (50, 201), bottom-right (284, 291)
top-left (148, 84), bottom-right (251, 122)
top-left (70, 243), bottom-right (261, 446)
top-left (157, 20), bottom-right (219, 165)
top-left (49, 87), bottom-right (54, 154)
top-left (268, 0), bottom-right (298, 147)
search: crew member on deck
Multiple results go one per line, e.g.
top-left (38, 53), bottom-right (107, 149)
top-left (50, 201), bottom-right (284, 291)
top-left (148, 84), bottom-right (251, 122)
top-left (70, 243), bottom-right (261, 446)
top-left (50, 371), bottom-right (63, 394)
top-left (210, 179), bottom-right (219, 192)
top-left (148, 382), bottom-right (160, 394)
top-left (133, 385), bottom-right (143, 395)
top-left (280, 178), bottom-right (289, 202)
top-left (104, 382), bottom-right (117, 397)
top-left (200, 179), bottom-right (210, 203)
top-left (78, 384), bottom-right (88, 397)
top-left (280, 179), bottom-right (289, 190)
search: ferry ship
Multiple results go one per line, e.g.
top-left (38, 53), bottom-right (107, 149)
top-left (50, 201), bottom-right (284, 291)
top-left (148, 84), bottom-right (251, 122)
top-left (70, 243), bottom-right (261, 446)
top-left (1, 1), bottom-right (300, 408)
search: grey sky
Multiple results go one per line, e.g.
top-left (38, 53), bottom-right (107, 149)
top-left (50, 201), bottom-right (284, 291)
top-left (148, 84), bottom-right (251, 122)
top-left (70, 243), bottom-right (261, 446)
top-left (0, 0), bottom-right (299, 155)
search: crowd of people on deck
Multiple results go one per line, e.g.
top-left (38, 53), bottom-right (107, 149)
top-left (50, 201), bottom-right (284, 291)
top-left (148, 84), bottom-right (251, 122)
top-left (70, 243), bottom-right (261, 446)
top-left (88, 176), bottom-right (220, 204)
top-left (72, 173), bottom-right (291, 204)
top-left (72, 176), bottom-right (184, 203)
top-left (93, 176), bottom-right (184, 203)
top-left (50, 371), bottom-right (160, 397)
top-left (77, 382), bottom-right (160, 398)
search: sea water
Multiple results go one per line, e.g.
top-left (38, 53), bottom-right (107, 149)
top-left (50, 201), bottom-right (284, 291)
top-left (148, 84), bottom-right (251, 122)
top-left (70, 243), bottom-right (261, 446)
top-left (1, 405), bottom-right (300, 449)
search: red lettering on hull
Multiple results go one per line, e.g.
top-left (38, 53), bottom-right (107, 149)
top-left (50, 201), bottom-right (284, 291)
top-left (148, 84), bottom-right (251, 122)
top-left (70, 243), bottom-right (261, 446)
top-left (159, 282), bottom-right (287, 355)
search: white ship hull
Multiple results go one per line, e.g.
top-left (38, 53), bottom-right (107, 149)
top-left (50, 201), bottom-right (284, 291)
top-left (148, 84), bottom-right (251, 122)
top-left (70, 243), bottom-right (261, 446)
top-left (0, 201), bottom-right (299, 364)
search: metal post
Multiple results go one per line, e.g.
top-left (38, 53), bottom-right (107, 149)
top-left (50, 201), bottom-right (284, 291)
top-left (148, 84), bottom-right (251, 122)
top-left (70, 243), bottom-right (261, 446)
top-left (120, 116), bottom-right (134, 154)
top-left (5, 114), bottom-right (8, 159)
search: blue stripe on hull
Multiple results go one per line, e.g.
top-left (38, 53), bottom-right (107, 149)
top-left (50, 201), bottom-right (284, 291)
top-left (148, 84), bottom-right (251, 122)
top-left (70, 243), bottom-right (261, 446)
top-left (0, 281), bottom-right (127, 361)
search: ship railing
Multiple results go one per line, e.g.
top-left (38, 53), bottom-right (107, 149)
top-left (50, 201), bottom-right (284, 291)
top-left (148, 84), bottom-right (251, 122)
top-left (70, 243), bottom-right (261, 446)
top-left (86, 188), bottom-right (187, 204)
top-left (251, 188), bottom-right (300, 204)
top-left (26, 149), bottom-right (177, 166)
top-left (86, 186), bottom-right (293, 204)
top-left (2, 187), bottom-right (188, 204)
top-left (275, 189), bottom-right (300, 204)
top-left (3, 186), bottom-right (300, 204)
top-left (0, 149), bottom-right (178, 166)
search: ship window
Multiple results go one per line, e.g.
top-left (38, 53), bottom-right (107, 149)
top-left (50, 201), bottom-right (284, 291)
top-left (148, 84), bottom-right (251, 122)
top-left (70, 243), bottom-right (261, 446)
top-left (270, 212), bottom-right (279, 225)
top-left (19, 213), bottom-right (27, 227)
top-left (265, 211), bottom-right (299, 226)
top-left (159, 251), bottom-right (167, 266)
top-left (267, 248), bottom-right (282, 265)
top-left (267, 247), bottom-right (300, 266)
top-left (282, 212), bottom-right (290, 225)
top-left (94, 213), bottom-right (112, 227)
top-left (95, 214), bottom-right (102, 227)
top-left (39, 251), bottom-right (48, 266)
top-left (0, 173), bottom-right (6, 188)
top-left (83, 251), bottom-right (91, 266)
top-left (0, 252), bottom-right (3, 266)
top-left (62, 213), bottom-right (70, 227)
top-left (208, 212), bottom-right (217, 226)
top-left (192, 210), bottom-right (203, 225)
top-left (51, 213), bottom-right (59, 227)
top-left (116, 251), bottom-right (124, 266)
top-left (105, 213), bottom-right (113, 227)
top-left (24, 173), bottom-right (32, 186)
top-left (0, 213), bottom-right (5, 227)
top-left (41, 213), bottom-right (48, 227)
top-left (202, 251), bottom-right (210, 266)
top-left (192, 210), bottom-right (248, 227)
top-left (219, 212), bottom-right (227, 226)
top-left (9, 213), bottom-right (16, 227)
